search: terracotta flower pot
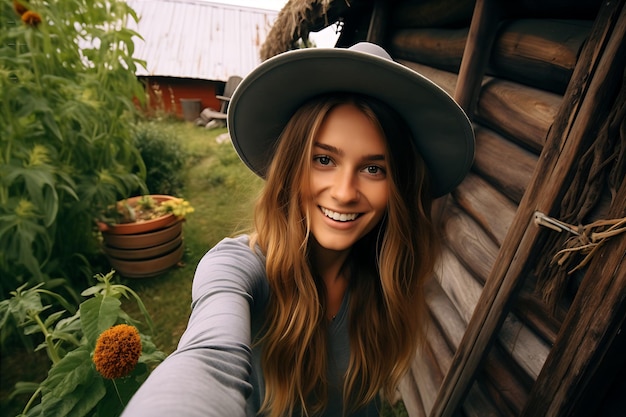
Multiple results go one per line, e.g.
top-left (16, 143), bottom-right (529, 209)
top-left (100, 195), bottom-right (187, 278)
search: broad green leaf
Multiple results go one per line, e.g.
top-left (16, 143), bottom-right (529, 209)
top-left (79, 296), bottom-right (121, 347)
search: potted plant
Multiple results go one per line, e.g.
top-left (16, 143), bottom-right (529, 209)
top-left (97, 195), bottom-right (194, 278)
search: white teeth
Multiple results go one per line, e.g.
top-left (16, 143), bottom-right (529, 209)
top-left (321, 207), bottom-right (358, 222)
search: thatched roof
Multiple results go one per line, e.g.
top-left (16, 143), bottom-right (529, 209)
top-left (260, 0), bottom-right (339, 60)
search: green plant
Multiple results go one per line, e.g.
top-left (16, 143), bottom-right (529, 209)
top-left (0, 0), bottom-right (147, 297)
top-left (132, 122), bottom-right (188, 196)
top-left (0, 270), bottom-right (165, 417)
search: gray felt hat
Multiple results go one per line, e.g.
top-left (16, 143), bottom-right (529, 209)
top-left (227, 42), bottom-right (475, 197)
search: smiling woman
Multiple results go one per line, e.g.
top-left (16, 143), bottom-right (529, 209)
top-left (122, 42), bottom-right (474, 417)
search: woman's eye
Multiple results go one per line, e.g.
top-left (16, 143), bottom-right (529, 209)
top-left (314, 155), bottom-right (332, 166)
top-left (364, 165), bottom-right (385, 175)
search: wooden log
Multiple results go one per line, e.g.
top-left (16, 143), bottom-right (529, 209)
top-left (443, 203), bottom-right (500, 284)
top-left (429, 1), bottom-right (626, 416)
top-left (498, 313), bottom-right (550, 379)
top-left (436, 247), bottom-right (484, 324)
top-left (482, 345), bottom-right (533, 416)
top-left (426, 310), bottom-right (455, 374)
top-left (390, 28), bottom-right (468, 73)
top-left (411, 340), bottom-right (445, 414)
top-left (425, 276), bottom-right (467, 348)
top-left (437, 244), bottom-right (551, 380)
top-left (473, 126), bottom-right (538, 204)
top-left (489, 19), bottom-right (592, 94)
top-left (477, 375), bottom-right (517, 417)
top-left (452, 173), bottom-right (518, 247)
top-left (454, 0), bottom-right (503, 117)
top-left (476, 78), bottom-right (563, 153)
top-left (399, 370), bottom-right (427, 417)
top-left (514, 285), bottom-right (560, 345)
top-left (398, 61), bottom-right (459, 95)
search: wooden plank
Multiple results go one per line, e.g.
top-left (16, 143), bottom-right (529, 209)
top-left (425, 276), bottom-right (467, 348)
top-left (476, 78), bottom-right (563, 153)
top-left (443, 204), bottom-right (499, 284)
top-left (452, 173), bottom-right (518, 247)
top-left (438, 244), bottom-right (551, 380)
top-left (429, 1), bottom-right (626, 416)
top-left (412, 340), bottom-right (444, 414)
top-left (454, 0), bottom-right (503, 116)
top-left (490, 19), bottom-right (592, 94)
top-left (398, 61), bottom-right (458, 95)
top-left (399, 370), bottom-right (427, 417)
top-left (473, 126), bottom-right (538, 204)
top-left (436, 247), bottom-right (484, 324)
top-left (483, 345), bottom-right (533, 416)
top-left (390, 28), bottom-right (468, 73)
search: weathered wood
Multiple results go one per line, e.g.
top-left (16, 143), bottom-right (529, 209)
top-left (428, 1), bottom-right (626, 416)
top-left (522, 182), bottom-right (626, 417)
top-left (454, 0), bottom-right (503, 117)
top-left (478, 376), bottom-right (517, 417)
top-left (425, 276), bottom-right (467, 348)
top-left (452, 173), bottom-right (518, 247)
top-left (483, 345), bottom-right (532, 416)
top-left (444, 202), bottom-right (498, 286)
top-left (399, 371), bottom-right (427, 417)
top-left (489, 19), bottom-right (592, 94)
top-left (520, 7), bottom-right (626, 413)
top-left (476, 78), bottom-right (563, 153)
top-left (498, 314), bottom-right (550, 379)
top-left (514, 286), bottom-right (560, 345)
top-left (398, 61), bottom-right (459, 95)
top-left (411, 341), bottom-right (444, 414)
top-left (473, 126), bottom-right (538, 204)
top-left (443, 203), bottom-right (500, 284)
top-left (437, 247), bottom-right (483, 324)
top-left (438, 243), bottom-right (551, 380)
top-left (390, 28), bottom-right (468, 73)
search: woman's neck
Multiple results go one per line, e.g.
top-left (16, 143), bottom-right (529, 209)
top-left (310, 240), bottom-right (351, 320)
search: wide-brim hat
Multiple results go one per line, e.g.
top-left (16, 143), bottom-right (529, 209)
top-left (227, 42), bottom-right (474, 197)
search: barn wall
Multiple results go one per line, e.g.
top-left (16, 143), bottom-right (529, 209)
top-left (139, 76), bottom-right (224, 120)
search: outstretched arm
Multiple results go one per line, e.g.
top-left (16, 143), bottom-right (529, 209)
top-left (122, 236), bottom-right (267, 417)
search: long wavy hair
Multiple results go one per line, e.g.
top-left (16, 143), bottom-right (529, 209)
top-left (249, 93), bottom-right (439, 417)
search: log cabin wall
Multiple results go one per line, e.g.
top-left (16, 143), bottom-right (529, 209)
top-left (330, 0), bottom-right (626, 416)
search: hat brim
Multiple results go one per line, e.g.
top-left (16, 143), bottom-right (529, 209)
top-left (227, 47), bottom-right (474, 197)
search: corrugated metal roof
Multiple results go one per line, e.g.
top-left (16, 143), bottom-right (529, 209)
top-left (126, 0), bottom-right (278, 81)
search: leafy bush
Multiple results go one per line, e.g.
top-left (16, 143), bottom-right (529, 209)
top-left (0, 271), bottom-right (165, 417)
top-left (0, 0), bottom-right (147, 297)
top-left (133, 122), bottom-right (188, 196)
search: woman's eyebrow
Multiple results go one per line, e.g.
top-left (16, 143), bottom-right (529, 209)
top-left (313, 142), bottom-right (386, 161)
top-left (313, 142), bottom-right (342, 155)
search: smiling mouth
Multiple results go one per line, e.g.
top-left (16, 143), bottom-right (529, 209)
top-left (320, 206), bottom-right (360, 222)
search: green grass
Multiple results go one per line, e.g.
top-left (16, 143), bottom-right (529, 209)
top-left (120, 121), bottom-right (264, 354)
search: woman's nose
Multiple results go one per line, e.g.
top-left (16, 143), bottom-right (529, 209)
top-left (330, 170), bottom-right (359, 203)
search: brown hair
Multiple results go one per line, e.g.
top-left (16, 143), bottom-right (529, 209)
top-left (250, 94), bottom-right (439, 416)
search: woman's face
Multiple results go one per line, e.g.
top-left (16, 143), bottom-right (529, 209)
top-left (305, 104), bottom-right (390, 254)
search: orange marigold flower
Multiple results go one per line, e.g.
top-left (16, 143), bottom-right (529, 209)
top-left (21, 10), bottom-right (41, 27)
top-left (93, 324), bottom-right (142, 379)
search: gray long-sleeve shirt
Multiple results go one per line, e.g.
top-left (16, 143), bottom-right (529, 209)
top-left (122, 235), bottom-right (380, 416)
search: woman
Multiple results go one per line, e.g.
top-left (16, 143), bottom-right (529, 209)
top-left (122, 42), bottom-right (474, 417)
